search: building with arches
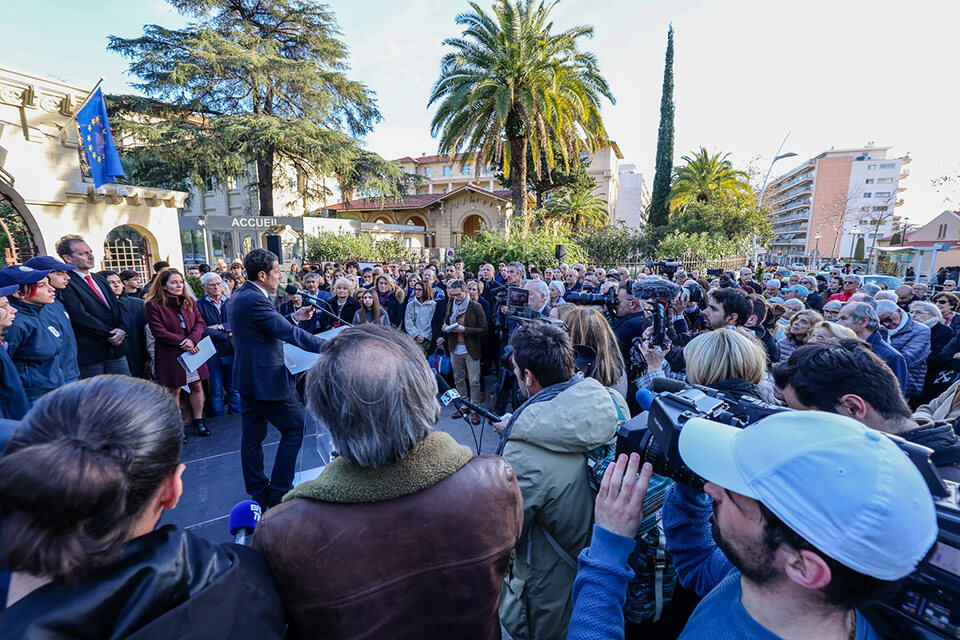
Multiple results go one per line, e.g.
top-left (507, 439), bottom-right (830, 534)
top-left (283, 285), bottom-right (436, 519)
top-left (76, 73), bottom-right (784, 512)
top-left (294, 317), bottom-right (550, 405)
top-left (325, 184), bottom-right (517, 249)
top-left (0, 67), bottom-right (186, 276)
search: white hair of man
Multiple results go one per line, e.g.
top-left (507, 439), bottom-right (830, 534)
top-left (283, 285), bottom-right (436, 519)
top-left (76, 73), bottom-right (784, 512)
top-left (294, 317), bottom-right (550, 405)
top-left (200, 272), bottom-right (222, 285)
top-left (524, 279), bottom-right (549, 297)
top-left (876, 299), bottom-right (901, 317)
top-left (783, 298), bottom-right (804, 311)
top-left (875, 291), bottom-right (898, 302)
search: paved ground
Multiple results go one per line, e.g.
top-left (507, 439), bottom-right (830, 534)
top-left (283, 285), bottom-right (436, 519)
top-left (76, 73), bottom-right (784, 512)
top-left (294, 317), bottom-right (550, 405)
top-left (161, 380), bottom-right (504, 543)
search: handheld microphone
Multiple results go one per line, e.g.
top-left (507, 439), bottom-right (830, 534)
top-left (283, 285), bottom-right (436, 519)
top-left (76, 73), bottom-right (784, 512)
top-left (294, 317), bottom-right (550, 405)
top-left (635, 388), bottom-right (655, 412)
top-left (285, 284), bottom-right (299, 296)
top-left (296, 290), bottom-right (353, 326)
top-left (434, 372), bottom-right (503, 423)
top-left (228, 499), bottom-right (262, 546)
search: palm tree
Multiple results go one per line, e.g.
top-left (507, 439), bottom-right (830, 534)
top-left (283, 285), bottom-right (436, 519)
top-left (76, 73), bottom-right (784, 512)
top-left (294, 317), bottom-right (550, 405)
top-left (547, 190), bottom-right (608, 228)
top-left (429, 0), bottom-right (614, 219)
top-left (669, 147), bottom-right (753, 211)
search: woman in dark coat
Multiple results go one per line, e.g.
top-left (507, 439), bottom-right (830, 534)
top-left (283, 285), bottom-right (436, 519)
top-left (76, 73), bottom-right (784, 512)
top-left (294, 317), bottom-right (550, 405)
top-left (145, 269), bottom-right (210, 437)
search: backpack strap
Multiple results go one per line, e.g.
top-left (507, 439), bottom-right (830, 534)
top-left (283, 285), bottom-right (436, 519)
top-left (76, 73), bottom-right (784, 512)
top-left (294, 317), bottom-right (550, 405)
top-left (531, 526), bottom-right (578, 569)
top-left (653, 511), bottom-right (667, 621)
top-left (607, 389), bottom-right (628, 425)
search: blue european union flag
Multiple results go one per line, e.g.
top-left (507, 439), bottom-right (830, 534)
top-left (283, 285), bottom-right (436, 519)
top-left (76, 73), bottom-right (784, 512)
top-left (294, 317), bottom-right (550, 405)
top-left (76, 88), bottom-right (124, 188)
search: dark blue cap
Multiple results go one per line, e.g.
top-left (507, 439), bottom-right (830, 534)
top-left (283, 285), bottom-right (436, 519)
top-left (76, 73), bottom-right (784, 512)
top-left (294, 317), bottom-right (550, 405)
top-left (0, 284), bottom-right (17, 297)
top-left (24, 256), bottom-right (77, 272)
top-left (0, 265), bottom-right (53, 289)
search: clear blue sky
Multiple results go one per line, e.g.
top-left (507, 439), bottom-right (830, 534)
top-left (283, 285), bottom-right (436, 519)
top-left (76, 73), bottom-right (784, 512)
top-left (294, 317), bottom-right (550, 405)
top-left (3, 0), bottom-right (959, 224)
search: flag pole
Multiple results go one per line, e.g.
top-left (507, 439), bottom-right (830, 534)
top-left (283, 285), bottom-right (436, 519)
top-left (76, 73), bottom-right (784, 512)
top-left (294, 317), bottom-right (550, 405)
top-left (59, 77), bottom-right (104, 134)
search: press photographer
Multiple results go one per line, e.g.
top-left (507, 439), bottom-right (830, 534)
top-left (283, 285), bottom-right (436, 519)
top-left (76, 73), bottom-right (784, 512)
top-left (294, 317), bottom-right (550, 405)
top-left (566, 409), bottom-right (938, 640)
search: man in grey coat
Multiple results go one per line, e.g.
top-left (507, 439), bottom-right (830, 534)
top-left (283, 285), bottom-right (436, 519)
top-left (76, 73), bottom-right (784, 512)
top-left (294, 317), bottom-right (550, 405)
top-left (878, 299), bottom-right (930, 401)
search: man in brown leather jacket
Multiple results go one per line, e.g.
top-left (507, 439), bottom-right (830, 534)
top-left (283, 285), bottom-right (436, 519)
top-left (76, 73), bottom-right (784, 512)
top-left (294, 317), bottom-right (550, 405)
top-left (252, 324), bottom-right (522, 639)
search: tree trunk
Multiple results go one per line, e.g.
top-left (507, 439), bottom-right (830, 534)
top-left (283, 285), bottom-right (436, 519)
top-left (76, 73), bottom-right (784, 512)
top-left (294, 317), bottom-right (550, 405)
top-left (510, 135), bottom-right (527, 219)
top-left (257, 149), bottom-right (274, 217)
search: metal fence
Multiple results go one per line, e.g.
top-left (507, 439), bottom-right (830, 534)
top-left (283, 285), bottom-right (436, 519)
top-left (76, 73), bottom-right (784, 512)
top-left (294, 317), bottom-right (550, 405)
top-left (102, 237), bottom-right (152, 282)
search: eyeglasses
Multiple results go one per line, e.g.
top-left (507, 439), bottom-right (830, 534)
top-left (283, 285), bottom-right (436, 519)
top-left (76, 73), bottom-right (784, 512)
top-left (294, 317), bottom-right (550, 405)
top-left (878, 314), bottom-right (898, 327)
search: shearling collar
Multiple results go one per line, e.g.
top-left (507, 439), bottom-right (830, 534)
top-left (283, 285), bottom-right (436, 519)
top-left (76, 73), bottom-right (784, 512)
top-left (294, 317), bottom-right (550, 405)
top-left (282, 431), bottom-right (472, 504)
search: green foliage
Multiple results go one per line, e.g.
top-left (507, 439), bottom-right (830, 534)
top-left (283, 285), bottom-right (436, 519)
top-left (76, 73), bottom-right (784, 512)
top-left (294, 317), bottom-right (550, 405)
top-left (108, 0), bottom-right (405, 216)
top-left (497, 139), bottom-right (597, 207)
top-left (574, 222), bottom-right (643, 265)
top-left (0, 202), bottom-right (33, 260)
top-left (670, 147), bottom-right (754, 210)
top-left (305, 232), bottom-right (407, 263)
top-left (854, 237), bottom-right (865, 261)
top-left (185, 274), bottom-right (204, 298)
top-left (647, 25), bottom-right (675, 239)
top-left (668, 200), bottom-right (772, 245)
top-left (429, 0), bottom-right (614, 219)
top-left (655, 231), bottom-right (751, 262)
top-left (458, 219), bottom-right (584, 272)
top-left (546, 190), bottom-right (609, 228)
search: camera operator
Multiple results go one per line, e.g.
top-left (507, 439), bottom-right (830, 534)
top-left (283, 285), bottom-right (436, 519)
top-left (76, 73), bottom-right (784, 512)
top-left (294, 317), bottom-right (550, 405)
top-left (611, 280), bottom-right (646, 364)
top-left (568, 409), bottom-right (938, 639)
top-left (492, 322), bottom-right (628, 640)
top-left (773, 339), bottom-right (960, 480)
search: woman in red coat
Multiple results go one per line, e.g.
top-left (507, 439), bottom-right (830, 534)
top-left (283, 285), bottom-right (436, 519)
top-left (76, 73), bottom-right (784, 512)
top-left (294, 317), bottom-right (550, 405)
top-left (145, 269), bottom-right (211, 437)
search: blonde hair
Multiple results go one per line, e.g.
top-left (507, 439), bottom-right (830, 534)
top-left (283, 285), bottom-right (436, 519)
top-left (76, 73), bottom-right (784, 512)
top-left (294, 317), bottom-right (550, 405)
top-left (333, 277), bottom-right (354, 297)
top-left (376, 274), bottom-right (405, 303)
top-left (789, 310), bottom-right (823, 343)
top-left (561, 306), bottom-right (625, 388)
top-left (811, 321), bottom-right (858, 340)
top-left (684, 328), bottom-right (767, 386)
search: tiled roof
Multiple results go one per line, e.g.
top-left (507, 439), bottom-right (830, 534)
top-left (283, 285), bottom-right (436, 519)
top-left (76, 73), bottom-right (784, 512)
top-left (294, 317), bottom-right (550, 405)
top-left (325, 184), bottom-right (513, 211)
top-left (394, 152), bottom-right (474, 165)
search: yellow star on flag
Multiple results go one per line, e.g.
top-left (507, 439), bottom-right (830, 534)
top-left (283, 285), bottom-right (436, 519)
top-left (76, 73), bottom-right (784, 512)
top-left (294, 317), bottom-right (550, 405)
top-left (86, 135), bottom-right (91, 142)
top-left (88, 145), bottom-right (93, 152)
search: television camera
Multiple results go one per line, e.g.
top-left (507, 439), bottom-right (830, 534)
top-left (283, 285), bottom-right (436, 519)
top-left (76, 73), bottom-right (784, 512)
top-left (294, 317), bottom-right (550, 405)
top-left (624, 381), bottom-right (960, 640)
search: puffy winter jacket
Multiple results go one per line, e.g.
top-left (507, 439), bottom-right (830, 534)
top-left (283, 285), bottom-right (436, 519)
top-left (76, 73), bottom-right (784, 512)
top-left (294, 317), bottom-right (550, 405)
top-left (404, 298), bottom-right (436, 342)
top-left (889, 314), bottom-right (931, 399)
top-left (5, 298), bottom-right (64, 402)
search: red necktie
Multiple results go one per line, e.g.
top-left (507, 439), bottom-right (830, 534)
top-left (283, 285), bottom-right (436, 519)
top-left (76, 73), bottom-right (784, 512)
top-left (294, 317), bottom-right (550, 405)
top-left (85, 274), bottom-right (109, 307)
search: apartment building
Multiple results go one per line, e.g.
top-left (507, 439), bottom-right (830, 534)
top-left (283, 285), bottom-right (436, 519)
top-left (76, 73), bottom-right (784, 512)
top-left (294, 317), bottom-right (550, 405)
top-left (766, 144), bottom-right (908, 264)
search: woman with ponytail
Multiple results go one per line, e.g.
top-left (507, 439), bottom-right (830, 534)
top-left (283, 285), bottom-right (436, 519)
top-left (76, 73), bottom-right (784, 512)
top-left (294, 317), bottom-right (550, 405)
top-left (0, 376), bottom-right (284, 639)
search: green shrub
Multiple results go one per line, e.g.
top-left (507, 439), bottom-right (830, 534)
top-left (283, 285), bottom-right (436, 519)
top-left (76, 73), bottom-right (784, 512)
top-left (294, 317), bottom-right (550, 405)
top-left (458, 219), bottom-right (585, 271)
top-left (185, 274), bottom-right (204, 298)
top-left (305, 232), bottom-right (408, 263)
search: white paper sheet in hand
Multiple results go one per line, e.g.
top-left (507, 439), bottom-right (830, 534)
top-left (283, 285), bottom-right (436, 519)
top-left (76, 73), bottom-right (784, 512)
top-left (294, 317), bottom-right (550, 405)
top-left (177, 336), bottom-right (216, 373)
top-left (282, 325), bottom-right (348, 375)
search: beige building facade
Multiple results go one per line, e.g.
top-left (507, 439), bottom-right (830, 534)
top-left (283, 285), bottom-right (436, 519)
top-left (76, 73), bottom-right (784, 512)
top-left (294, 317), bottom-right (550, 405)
top-left (0, 66), bottom-right (186, 278)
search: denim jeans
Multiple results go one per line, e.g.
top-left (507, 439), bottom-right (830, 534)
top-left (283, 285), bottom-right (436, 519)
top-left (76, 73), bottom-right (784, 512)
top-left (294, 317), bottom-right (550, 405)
top-left (207, 355), bottom-right (241, 416)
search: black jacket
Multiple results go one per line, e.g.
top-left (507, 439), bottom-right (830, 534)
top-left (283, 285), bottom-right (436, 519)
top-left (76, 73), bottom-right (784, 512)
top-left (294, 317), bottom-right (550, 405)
top-left (197, 295), bottom-right (234, 357)
top-left (748, 325), bottom-right (780, 365)
top-left (611, 311), bottom-right (646, 363)
top-left (902, 422), bottom-right (960, 482)
top-left (59, 271), bottom-right (126, 366)
top-left (0, 526), bottom-right (285, 640)
top-left (118, 295), bottom-right (149, 379)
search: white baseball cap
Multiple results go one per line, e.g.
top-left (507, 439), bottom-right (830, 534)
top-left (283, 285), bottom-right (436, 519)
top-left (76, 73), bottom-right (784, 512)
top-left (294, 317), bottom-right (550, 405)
top-left (679, 410), bottom-right (937, 580)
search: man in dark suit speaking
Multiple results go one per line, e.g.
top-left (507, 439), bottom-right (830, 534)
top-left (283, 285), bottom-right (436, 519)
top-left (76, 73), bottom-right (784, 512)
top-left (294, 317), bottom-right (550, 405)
top-left (228, 249), bottom-right (324, 508)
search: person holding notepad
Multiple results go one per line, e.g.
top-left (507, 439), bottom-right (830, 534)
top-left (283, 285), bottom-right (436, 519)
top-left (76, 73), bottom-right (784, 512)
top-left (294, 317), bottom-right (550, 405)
top-left (145, 269), bottom-right (211, 438)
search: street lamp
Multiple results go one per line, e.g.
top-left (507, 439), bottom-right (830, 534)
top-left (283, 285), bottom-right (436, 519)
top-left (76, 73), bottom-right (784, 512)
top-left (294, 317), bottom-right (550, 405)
top-left (813, 231), bottom-right (822, 266)
top-left (754, 133), bottom-right (798, 264)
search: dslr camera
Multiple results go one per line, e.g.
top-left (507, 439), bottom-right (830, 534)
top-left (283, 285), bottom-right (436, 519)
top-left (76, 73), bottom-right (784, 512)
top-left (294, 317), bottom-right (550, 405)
top-left (646, 258), bottom-right (683, 280)
top-left (566, 290), bottom-right (618, 313)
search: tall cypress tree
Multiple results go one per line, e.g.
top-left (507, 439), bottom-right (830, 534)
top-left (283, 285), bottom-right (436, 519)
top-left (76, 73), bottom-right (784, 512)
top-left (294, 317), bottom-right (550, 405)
top-left (647, 25), bottom-right (675, 241)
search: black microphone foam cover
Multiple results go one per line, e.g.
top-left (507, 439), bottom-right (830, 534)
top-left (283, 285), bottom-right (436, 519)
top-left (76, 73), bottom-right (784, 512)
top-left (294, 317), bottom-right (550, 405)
top-left (649, 376), bottom-right (688, 394)
top-left (285, 284), bottom-right (299, 296)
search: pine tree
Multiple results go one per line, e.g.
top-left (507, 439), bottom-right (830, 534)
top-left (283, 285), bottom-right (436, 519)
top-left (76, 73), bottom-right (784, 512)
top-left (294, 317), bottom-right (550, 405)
top-left (646, 25), bottom-right (675, 241)
top-left (108, 0), bottom-right (408, 216)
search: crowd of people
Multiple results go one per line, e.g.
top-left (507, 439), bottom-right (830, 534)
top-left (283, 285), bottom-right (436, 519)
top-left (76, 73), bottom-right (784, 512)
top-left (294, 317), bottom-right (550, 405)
top-left (0, 243), bottom-right (949, 640)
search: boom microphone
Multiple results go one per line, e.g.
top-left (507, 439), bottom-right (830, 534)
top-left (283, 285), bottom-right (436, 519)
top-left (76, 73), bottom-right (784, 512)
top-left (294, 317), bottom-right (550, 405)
top-left (648, 376), bottom-right (689, 394)
top-left (632, 278), bottom-right (682, 302)
top-left (229, 500), bottom-right (262, 546)
top-left (434, 372), bottom-right (503, 423)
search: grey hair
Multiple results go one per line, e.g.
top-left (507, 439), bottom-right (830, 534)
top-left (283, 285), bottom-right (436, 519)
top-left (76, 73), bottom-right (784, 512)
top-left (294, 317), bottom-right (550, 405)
top-left (446, 279), bottom-right (466, 291)
top-left (304, 324), bottom-right (439, 468)
top-left (200, 272), bottom-right (222, 285)
top-left (862, 283), bottom-right (881, 297)
top-left (876, 299), bottom-right (901, 317)
top-left (911, 300), bottom-right (942, 321)
top-left (800, 276), bottom-right (816, 288)
top-left (527, 279), bottom-right (549, 296)
top-left (508, 261), bottom-right (526, 278)
top-left (847, 302), bottom-right (880, 332)
top-left (766, 279), bottom-right (781, 289)
top-left (302, 272), bottom-right (320, 282)
top-left (823, 299), bottom-right (843, 310)
top-left (783, 298), bottom-right (804, 310)
top-left (875, 291), bottom-right (898, 302)
top-left (848, 293), bottom-right (878, 308)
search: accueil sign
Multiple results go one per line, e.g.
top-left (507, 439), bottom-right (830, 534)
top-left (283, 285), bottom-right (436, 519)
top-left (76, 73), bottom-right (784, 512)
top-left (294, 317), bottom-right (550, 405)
top-left (231, 217), bottom-right (277, 228)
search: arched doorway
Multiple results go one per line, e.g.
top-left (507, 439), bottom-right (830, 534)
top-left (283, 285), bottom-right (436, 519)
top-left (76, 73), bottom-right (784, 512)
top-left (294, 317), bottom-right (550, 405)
top-left (103, 225), bottom-right (154, 282)
top-left (461, 214), bottom-right (487, 239)
top-left (0, 186), bottom-right (40, 264)
top-left (407, 216), bottom-right (427, 229)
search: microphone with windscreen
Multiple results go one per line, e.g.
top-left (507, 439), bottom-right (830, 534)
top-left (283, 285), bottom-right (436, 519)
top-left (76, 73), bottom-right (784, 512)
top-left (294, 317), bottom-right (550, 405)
top-left (229, 500), bottom-right (262, 546)
top-left (285, 283), bottom-right (300, 296)
top-left (434, 371), bottom-right (502, 423)
top-left (632, 278), bottom-right (682, 347)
